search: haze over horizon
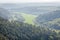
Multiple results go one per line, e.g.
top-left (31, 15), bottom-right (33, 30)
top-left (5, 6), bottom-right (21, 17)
top-left (0, 0), bottom-right (60, 3)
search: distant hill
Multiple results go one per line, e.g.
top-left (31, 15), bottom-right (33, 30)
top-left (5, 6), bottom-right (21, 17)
top-left (0, 8), bottom-right (24, 22)
top-left (35, 10), bottom-right (60, 23)
top-left (0, 3), bottom-right (60, 15)
top-left (0, 8), bottom-right (10, 19)
top-left (35, 10), bottom-right (60, 30)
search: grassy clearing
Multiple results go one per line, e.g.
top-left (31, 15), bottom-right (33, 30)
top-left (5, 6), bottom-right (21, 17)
top-left (21, 13), bottom-right (37, 24)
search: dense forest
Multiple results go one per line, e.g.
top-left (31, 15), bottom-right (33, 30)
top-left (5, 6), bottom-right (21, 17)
top-left (0, 16), bottom-right (60, 40)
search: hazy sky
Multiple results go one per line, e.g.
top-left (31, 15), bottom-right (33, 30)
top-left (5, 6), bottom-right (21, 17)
top-left (0, 0), bottom-right (60, 3)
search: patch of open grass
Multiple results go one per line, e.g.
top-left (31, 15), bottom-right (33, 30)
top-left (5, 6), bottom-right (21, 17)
top-left (21, 13), bottom-right (37, 24)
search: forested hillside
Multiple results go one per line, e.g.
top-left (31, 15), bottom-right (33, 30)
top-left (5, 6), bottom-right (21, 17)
top-left (35, 10), bottom-right (60, 23)
top-left (0, 8), bottom-right (25, 22)
top-left (0, 15), bottom-right (60, 40)
top-left (35, 10), bottom-right (60, 30)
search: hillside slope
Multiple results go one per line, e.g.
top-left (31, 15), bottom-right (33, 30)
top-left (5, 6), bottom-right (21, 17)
top-left (0, 16), bottom-right (60, 40)
top-left (35, 10), bottom-right (60, 30)
top-left (0, 8), bottom-right (24, 22)
top-left (35, 10), bottom-right (60, 23)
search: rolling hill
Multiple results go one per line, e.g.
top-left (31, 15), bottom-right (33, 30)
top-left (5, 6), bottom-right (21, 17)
top-left (1, 3), bottom-right (60, 15)
top-left (0, 8), bottom-right (25, 22)
top-left (35, 10), bottom-right (60, 30)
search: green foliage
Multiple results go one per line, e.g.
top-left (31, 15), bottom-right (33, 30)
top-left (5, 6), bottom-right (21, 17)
top-left (0, 16), bottom-right (60, 40)
top-left (0, 34), bottom-right (8, 40)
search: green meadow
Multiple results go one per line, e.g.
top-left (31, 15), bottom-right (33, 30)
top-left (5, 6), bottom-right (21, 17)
top-left (21, 13), bottom-right (37, 24)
